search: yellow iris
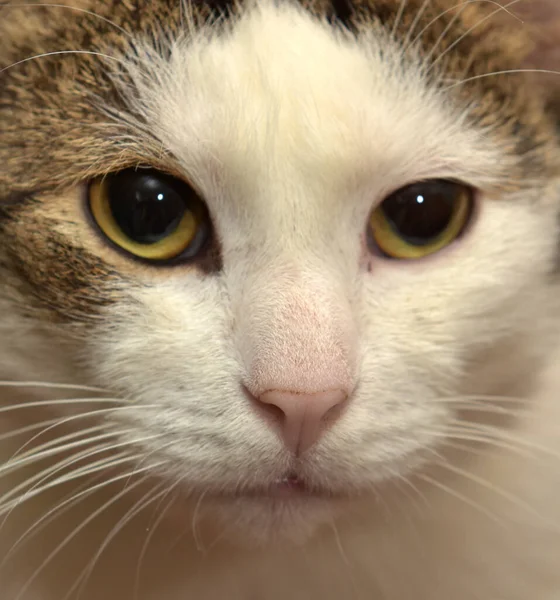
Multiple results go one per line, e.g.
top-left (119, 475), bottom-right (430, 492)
top-left (370, 185), bottom-right (471, 260)
top-left (89, 175), bottom-right (202, 261)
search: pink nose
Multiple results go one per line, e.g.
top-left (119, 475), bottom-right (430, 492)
top-left (257, 389), bottom-right (347, 455)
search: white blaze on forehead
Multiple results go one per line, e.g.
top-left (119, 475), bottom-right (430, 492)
top-left (117, 0), bottom-right (508, 394)
top-left (126, 0), bottom-right (505, 207)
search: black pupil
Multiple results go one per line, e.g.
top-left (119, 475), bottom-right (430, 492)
top-left (107, 170), bottom-right (186, 245)
top-left (382, 181), bottom-right (461, 246)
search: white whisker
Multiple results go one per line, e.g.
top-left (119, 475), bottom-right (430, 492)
top-left (0, 397), bottom-right (124, 414)
top-left (1, 50), bottom-right (125, 75)
top-left (408, 0), bottom-right (521, 55)
top-left (0, 433), bottom-right (165, 512)
top-left (434, 394), bottom-right (527, 404)
top-left (10, 424), bottom-right (120, 464)
top-left (433, 459), bottom-right (559, 530)
top-left (448, 422), bottom-right (560, 461)
top-left (402, 0), bottom-right (431, 49)
top-left (0, 416), bottom-right (103, 446)
top-left (0, 445), bottom-right (138, 514)
top-left (429, 0), bottom-right (525, 73)
top-left (0, 381), bottom-right (108, 393)
top-left (446, 69), bottom-right (560, 90)
top-left (421, 426), bottom-right (543, 461)
top-left (394, 472), bottom-right (431, 514)
top-left (392, 0), bottom-right (409, 38)
top-left (8, 404), bottom-right (158, 462)
top-left (191, 489), bottom-right (208, 554)
top-left (0, 442), bottom-right (125, 519)
top-left (69, 482), bottom-right (171, 600)
top-left (134, 482), bottom-right (181, 600)
top-left (418, 473), bottom-right (506, 526)
top-left (0, 455), bottom-right (144, 568)
top-left (13, 466), bottom-right (167, 600)
top-left (0, 429), bottom-right (138, 480)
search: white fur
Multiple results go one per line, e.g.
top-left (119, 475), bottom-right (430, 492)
top-left (1, 1), bottom-right (560, 598)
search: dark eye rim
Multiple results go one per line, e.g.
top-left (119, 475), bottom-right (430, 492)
top-left (366, 178), bottom-right (477, 261)
top-left (84, 166), bottom-right (214, 267)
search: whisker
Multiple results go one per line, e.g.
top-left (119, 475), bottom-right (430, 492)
top-left (0, 3), bottom-right (131, 37)
top-left (417, 472), bottom-right (506, 526)
top-left (191, 489), bottom-right (208, 553)
top-left (0, 397), bottom-right (125, 414)
top-left (402, 0), bottom-right (431, 49)
top-left (134, 482), bottom-right (180, 600)
top-left (0, 429), bottom-right (138, 480)
top-left (407, 0), bottom-right (521, 55)
top-left (120, 437), bottom-right (179, 492)
top-left (429, 0), bottom-right (525, 73)
top-left (448, 421), bottom-right (560, 459)
top-left (0, 433), bottom-right (164, 511)
top-left (392, 0), bottom-right (409, 38)
top-left (433, 394), bottom-right (527, 404)
top-left (10, 424), bottom-right (122, 465)
top-left (0, 455), bottom-right (143, 567)
top-left (433, 458), bottom-right (559, 529)
top-left (431, 400), bottom-right (540, 420)
top-left (69, 482), bottom-right (171, 600)
top-left (0, 442), bottom-right (124, 519)
top-left (8, 404), bottom-right (159, 461)
top-left (438, 437), bottom-right (505, 459)
top-left (13, 469), bottom-right (164, 600)
top-left (450, 432), bottom-right (541, 459)
top-left (0, 381), bottom-right (108, 393)
top-left (0, 418), bottom-right (77, 445)
top-left (328, 517), bottom-right (354, 575)
top-left (1, 50), bottom-right (125, 75)
top-left (0, 443), bottom-right (140, 513)
top-left (382, 477), bottom-right (428, 553)
top-left (445, 68), bottom-right (560, 90)
top-left (394, 472), bottom-right (431, 514)
top-left (421, 422), bottom-right (560, 462)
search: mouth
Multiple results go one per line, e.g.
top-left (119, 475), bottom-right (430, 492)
top-left (246, 474), bottom-right (312, 498)
top-left (231, 473), bottom-right (340, 502)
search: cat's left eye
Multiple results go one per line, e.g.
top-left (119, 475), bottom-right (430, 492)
top-left (368, 179), bottom-right (474, 260)
top-left (88, 168), bottom-right (210, 262)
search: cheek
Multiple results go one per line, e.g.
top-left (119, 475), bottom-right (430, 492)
top-left (84, 281), bottom-right (290, 480)
top-left (331, 197), bottom-right (558, 461)
top-left (362, 197), bottom-right (557, 348)
top-left (88, 280), bottom-right (235, 396)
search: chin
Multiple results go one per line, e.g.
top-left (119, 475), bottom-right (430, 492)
top-left (210, 496), bottom-right (341, 547)
top-left (175, 476), bottom-right (351, 547)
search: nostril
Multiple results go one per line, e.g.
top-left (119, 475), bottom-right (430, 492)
top-left (243, 385), bottom-right (285, 427)
top-left (322, 399), bottom-right (346, 426)
top-left (256, 398), bottom-right (285, 423)
top-left (252, 388), bottom-right (349, 455)
top-left (259, 389), bottom-right (347, 418)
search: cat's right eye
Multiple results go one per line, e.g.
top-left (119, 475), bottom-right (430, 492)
top-left (88, 168), bottom-right (210, 262)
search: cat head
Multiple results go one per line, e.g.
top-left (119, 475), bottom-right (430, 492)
top-left (1, 0), bottom-right (559, 543)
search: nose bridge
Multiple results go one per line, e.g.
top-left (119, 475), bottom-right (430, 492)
top-left (239, 264), bottom-right (356, 398)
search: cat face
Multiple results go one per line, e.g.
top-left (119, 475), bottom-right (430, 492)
top-left (1, 0), bottom-right (559, 542)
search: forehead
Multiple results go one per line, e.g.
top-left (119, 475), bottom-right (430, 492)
top-left (0, 0), bottom-right (556, 202)
top-left (134, 1), bottom-right (504, 208)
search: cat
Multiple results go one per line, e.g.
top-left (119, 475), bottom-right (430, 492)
top-left (1, 0), bottom-right (560, 598)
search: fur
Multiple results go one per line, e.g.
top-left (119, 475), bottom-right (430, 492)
top-left (1, 0), bottom-right (560, 598)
